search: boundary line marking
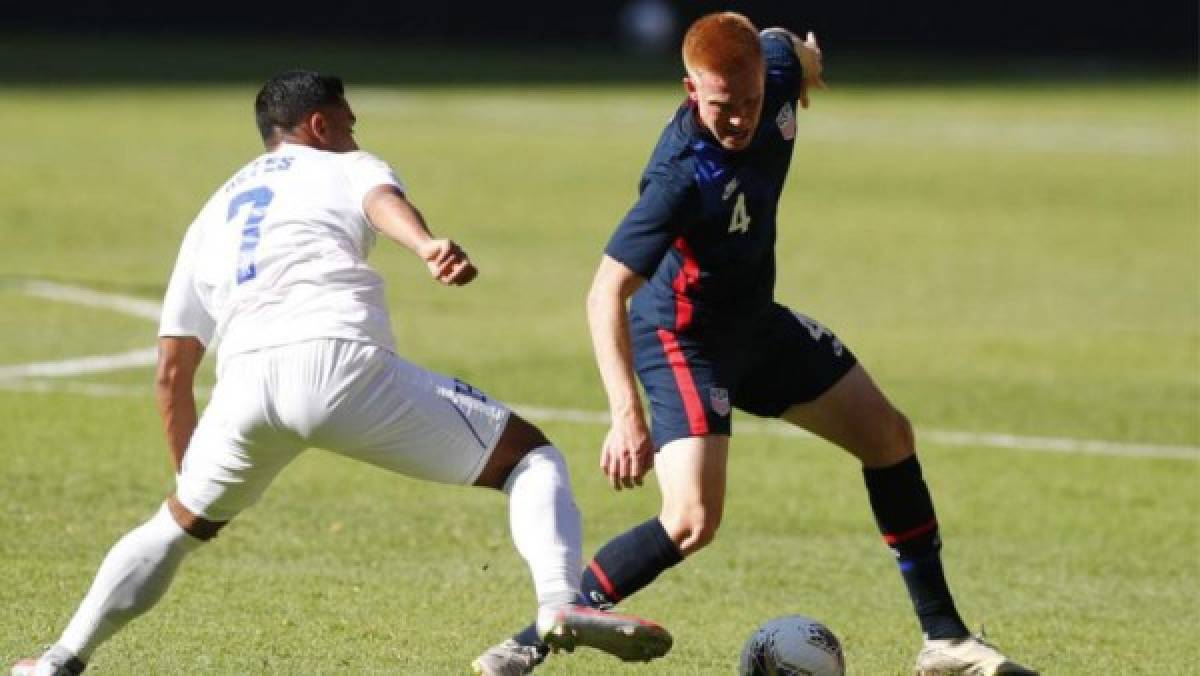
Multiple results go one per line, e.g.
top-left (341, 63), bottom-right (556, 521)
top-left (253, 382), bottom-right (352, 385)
top-left (2, 378), bottom-right (1195, 461)
top-left (0, 348), bottom-right (158, 380)
top-left (2, 280), bottom-right (1196, 462)
top-left (18, 279), bottom-right (163, 321)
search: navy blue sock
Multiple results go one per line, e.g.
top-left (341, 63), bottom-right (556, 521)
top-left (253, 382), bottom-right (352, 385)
top-left (513, 517), bottom-right (683, 646)
top-left (580, 517), bottom-right (683, 608)
top-left (863, 454), bottom-right (969, 640)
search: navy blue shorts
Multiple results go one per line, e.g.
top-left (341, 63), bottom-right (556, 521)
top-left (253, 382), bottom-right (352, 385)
top-left (631, 303), bottom-right (858, 449)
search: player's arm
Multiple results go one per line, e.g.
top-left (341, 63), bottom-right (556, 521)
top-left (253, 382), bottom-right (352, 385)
top-left (155, 336), bottom-right (205, 474)
top-left (363, 184), bottom-right (476, 286)
top-left (593, 173), bottom-right (691, 489)
top-left (157, 216), bottom-right (215, 474)
top-left (761, 28), bottom-right (826, 108)
top-left (587, 255), bottom-right (652, 490)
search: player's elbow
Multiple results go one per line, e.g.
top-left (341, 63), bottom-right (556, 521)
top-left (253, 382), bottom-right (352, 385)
top-left (585, 281), bottom-right (614, 320)
top-left (154, 359), bottom-right (189, 394)
top-left (587, 258), bottom-right (642, 315)
top-left (155, 338), bottom-right (203, 393)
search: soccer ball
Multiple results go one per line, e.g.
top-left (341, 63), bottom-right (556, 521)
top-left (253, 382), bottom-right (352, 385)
top-left (737, 614), bottom-right (845, 676)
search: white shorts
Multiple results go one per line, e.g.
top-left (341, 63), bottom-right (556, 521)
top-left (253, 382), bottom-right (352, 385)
top-left (175, 338), bottom-right (511, 521)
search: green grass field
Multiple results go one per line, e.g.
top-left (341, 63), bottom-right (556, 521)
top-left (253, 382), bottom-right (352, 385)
top-left (1, 40), bottom-right (1197, 674)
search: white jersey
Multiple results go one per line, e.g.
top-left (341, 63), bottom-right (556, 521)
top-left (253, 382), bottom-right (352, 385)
top-left (159, 142), bottom-right (405, 366)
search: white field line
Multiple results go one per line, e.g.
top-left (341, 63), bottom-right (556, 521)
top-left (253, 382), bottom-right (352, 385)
top-left (516, 403), bottom-right (1199, 461)
top-left (18, 280), bottom-right (163, 321)
top-left (2, 281), bottom-right (1197, 462)
top-left (0, 280), bottom-right (162, 380)
top-left (0, 348), bottom-right (158, 380)
top-left (0, 378), bottom-right (175, 398)
top-left (2, 379), bottom-right (1193, 461)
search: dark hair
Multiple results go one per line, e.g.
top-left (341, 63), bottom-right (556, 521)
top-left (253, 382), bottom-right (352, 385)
top-left (254, 70), bottom-right (346, 143)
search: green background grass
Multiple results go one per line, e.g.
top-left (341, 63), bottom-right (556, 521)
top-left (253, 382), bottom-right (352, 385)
top-left (0, 39), bottom-right (1196, 674)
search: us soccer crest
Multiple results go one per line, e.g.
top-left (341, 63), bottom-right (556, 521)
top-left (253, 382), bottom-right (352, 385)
top-left (776, 102), bottom-right (796, 140)
top-left (710, 387), bottom-right (731, 417)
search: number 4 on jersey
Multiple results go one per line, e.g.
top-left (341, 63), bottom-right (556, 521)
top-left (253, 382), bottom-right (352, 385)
top-left (728, 192), bottom-right (751, 234)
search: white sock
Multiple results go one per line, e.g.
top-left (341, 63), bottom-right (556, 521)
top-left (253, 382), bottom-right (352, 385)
top-left (57, 503), bottom-right (204, 661)
top-left (502, 445), bottom-right (582, 621)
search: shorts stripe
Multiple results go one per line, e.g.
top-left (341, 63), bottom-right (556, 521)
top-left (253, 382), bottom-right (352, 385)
top-left (670, 237), bottom-right (700, 331)
top-left (588, 560), bottom-right (623, 603)
top-left (444, 399), bottom-right (488, 449)
top-left (656, 328), bottom-right (709, 436)
top-left (883, 518), bottom-right (939, 546)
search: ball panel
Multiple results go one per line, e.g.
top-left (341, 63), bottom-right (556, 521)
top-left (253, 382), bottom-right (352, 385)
top-left (737, 614), bottom-right (844, 676)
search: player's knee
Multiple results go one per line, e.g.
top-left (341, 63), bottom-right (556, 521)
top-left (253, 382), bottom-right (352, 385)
top-left (878, 410), bottom-right (912, 468)
top-left (894, 410), bottom-right (915, 457)
top-left (166, 495), bottom-right (226, 541)
top-left (474, 414), bottom-right (553, 490)
top-left (662, 504), bottom-right (723, 555)
top-left (883, 409), bottom-right (915, 462)
top-left (505, 414), bottom-right (552, 451)
top-left (858, 408), bottom-right (915, 468)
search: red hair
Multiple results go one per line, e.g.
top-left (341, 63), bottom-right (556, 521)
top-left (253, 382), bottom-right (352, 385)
top-left (682, 12), bottom-right (763, 77)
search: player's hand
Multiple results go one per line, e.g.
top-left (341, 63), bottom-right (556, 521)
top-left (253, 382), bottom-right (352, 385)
top-left (600, 414), bottom-right (654, 491)
top-left (418, 238), bottom-right (477, 286)
top-left (796, 31), bottom-right (826, 109)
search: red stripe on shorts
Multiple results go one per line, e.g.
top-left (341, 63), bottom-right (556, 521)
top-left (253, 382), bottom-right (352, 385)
top-left (670, 237), bottom-right (700, 331)
top-left (656, 328), bottom-right (709, 436)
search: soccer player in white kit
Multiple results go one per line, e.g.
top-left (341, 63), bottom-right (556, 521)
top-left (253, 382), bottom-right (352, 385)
top-left (13, 71), bottom-right (671, 676)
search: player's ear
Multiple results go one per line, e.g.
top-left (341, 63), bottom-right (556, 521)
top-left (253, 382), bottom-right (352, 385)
top-left (308, 110), bottom-right (329, 144)
top-left (683, 75), bottom-right (699, 102)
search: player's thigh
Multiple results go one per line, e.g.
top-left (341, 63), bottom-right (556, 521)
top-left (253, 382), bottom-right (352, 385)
top-left (175, 359), bottom-right (306, 523)
top-left (631, 317), bottom-right (734, 448)
top-left (655, 435), bottom-right (730, 553)
top-left (732, 305), bottom-right (858, 419)
top-left (780, 363), bottom-right (913, 467)
top-left (324, 351), bottom-right (512, 486)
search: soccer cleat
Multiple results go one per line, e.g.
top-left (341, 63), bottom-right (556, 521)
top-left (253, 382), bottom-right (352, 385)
top-left (914, 635), bottom-right (1038, 676)
top-left (538, 605), bottom-right (673, 663)
top-left (470, 638), bottom-right (548, 676)
top-left (10, 646), bottom-right (86, 676)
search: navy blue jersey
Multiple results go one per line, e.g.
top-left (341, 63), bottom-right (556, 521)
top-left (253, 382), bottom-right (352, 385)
top-left (605, 32), bottom-right (803, 335)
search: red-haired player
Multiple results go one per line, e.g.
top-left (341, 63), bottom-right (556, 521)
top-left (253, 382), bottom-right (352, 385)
top-left (474, 12), bottom-right (1037, 676)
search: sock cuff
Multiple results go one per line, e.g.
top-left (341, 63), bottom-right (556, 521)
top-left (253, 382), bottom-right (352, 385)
top-left (644, 518), bottom-right (684, 566)
top-left (149, 503), bottom-right (204, 552)
top-left (862, 454), bottom-right (922, 483)
top-left (502, 444), bottom-right (566, 495)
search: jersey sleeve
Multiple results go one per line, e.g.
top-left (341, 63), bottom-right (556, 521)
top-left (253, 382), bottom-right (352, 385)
top-left (759, 29), bottom-right (803, 101)
top-left (604, 171), bottom-right (695, 279)
top-left (343, 151), bottom-right (407, 217)
top-left (158, 219), bottom-right (216, 346)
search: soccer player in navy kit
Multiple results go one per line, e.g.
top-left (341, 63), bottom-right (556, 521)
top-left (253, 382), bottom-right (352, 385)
top-left (473, 12), bottom-right (1037, 676)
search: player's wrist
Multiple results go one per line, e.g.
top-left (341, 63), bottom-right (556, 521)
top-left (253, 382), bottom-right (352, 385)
top-left (609, 401), bottom-right (645, 425)
top-left (761, 27), bottom-right (823, 89)
top-left (414, 236), bottom-right (439, 259)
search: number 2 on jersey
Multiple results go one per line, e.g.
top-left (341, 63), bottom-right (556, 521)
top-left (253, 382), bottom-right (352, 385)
top-left (728, 192), bottom-right (751, 234)
top-left (226, 186), bottom-right (275, 284)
